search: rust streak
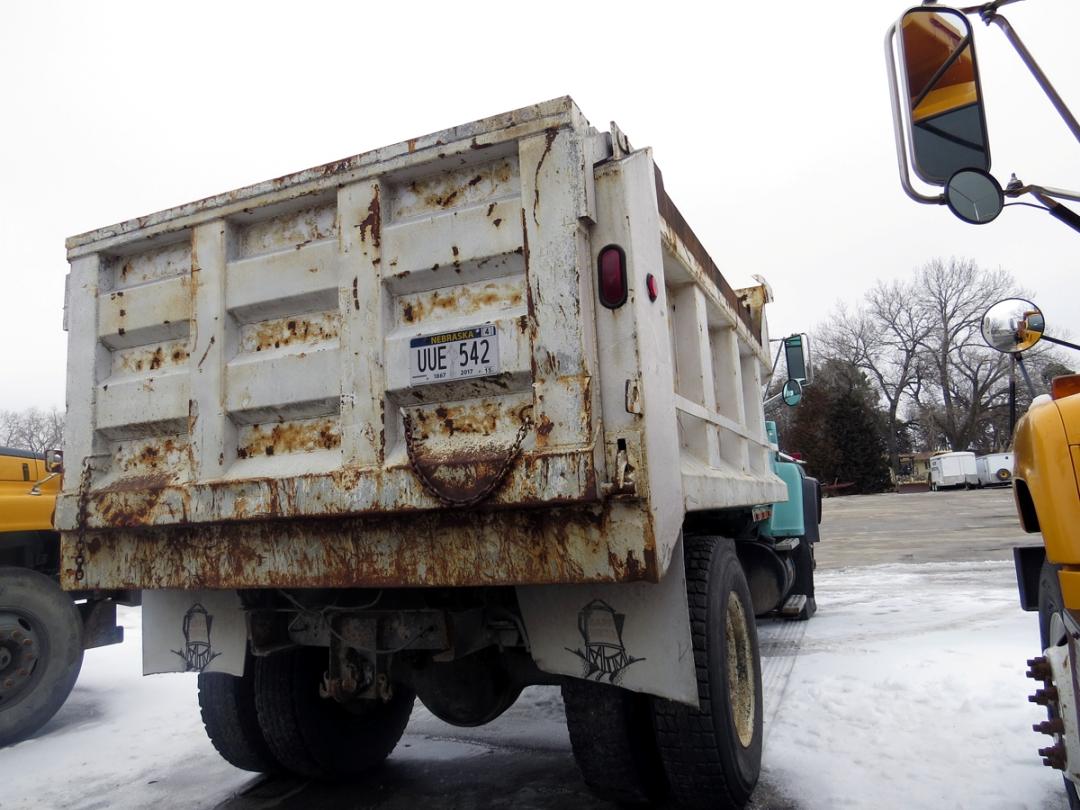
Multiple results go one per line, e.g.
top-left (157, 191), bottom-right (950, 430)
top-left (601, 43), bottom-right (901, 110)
top-left (197, 335), bottom-right (215, 368)
top-left (532, 127), bottom-right (558, 225)
top-left (357, 186), bottom-right (382, 248)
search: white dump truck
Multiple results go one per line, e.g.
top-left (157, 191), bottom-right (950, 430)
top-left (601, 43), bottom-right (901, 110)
top-left (57, 98), bottom-right (820, 809)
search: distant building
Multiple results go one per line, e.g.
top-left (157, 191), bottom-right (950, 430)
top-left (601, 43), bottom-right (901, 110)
top-left (896, 451), bottom-right (934, 483)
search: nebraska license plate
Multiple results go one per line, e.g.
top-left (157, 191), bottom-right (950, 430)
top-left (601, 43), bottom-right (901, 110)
top-left (409, 325), bottom-right (500, 385)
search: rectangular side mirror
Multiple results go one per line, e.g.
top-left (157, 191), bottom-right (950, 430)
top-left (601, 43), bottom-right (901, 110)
top-left (784, 334), bottom-right (813, 386)
top-left (897, 6), bottom-right (991, 184)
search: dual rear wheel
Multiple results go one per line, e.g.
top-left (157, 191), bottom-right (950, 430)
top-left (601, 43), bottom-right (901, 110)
top-left (199, 536), bottom-right (762, 807)
top-left (563, 536), bottom-right (763, 809)
top-left (198, 646), bottom-right (414, 779)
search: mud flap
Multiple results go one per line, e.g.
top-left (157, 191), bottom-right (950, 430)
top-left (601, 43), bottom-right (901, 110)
top-left (142, 590), bottom-right (246, 676)
top-left (516, 536), bottom-right (698, 706)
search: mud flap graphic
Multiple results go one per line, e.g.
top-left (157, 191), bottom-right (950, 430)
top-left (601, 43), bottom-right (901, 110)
top-left (516, 535), bottom-right (698, 706)
top-left (566, 599), bottom-right (644, 683)
top-left (143, 590), bottom-right (245, 676)
top-left (171, 603), bottom-right (221, 672)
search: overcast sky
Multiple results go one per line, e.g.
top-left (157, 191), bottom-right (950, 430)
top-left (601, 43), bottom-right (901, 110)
top-left (2, 0), bottom-right (1078, 413)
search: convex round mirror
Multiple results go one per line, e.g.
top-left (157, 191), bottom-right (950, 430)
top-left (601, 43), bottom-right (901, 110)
top-left (782, 378), bottom-right (803, 407)
top-left (981, 298), bottom-right (1044, 353)
top-left (945, 168), bottom-right (1003, 224)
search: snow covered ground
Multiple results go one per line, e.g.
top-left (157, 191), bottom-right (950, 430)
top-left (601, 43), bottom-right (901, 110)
top-left (0, 560), bottom-right (1069, 809)
top-left (759, 561), bottom-right (1068, 809)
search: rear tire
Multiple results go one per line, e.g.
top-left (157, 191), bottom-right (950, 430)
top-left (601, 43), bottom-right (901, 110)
top-left (792, 539), bottom-right (817, 622)
top-left (1036, 562), bottom-right (1080, 810)
top-left (0, 567), bottom-right (83, 748)
top-left (254, 646), bottom-right (414, 779)
top-left (198, 653), bottom-right (280, 773)
top-left (563, 679), bottom-right (668, 804)
top-left (651, 536), bottom-right (763, 809)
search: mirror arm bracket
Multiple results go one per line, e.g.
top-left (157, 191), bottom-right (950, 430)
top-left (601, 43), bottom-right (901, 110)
top-left (1015, 354), bottom-right (1037, 400)
top-left (1041, 334), bottom-right (1080, 353)
top-left (1006, 181), bottom-right (1080, 205)
top-left (979, 12), bottom-right (1080, 146)
top-left (1030, 189), bottom-right (1080, 234)
top-left (885, 23), bottom-right (946, 206)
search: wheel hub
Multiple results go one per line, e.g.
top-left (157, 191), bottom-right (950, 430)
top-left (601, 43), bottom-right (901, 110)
top-left (0, 612), bottom-right (41, 705)
top-left (725, 591), bottom-right (756, 748)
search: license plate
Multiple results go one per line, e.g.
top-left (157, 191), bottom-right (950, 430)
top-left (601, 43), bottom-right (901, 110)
top-left (409, 325), bottom-right (500, 385)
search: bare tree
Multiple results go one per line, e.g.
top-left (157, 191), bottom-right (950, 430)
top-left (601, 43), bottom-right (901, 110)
top-left (914, 258), bottom-right (1019, 452)
top-left (0, 407), bottom-right (64, 455)
top-left (818, 279), bottom-right (931, 473)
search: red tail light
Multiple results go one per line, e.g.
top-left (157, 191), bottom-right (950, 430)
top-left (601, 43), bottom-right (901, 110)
top-left (598, 245), bottom-right (627, 309)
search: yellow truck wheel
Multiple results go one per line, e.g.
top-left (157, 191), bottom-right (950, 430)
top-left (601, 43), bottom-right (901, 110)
top-left (0, 567), bottom-right (84, 747)
top-left (1037, 562), bottom-right (1080, 810)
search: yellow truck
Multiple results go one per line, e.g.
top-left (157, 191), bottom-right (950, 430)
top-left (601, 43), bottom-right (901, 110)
top-left (978, 300), bottom-right (1080, 807)
top-left (0, 447), bottom-right (123, 747)
top-left (886, 6), bottom-right (1080, 804)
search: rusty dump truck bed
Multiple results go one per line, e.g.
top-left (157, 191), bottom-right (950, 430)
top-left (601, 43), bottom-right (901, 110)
top-left (58, 97), bottom-right (784, 591)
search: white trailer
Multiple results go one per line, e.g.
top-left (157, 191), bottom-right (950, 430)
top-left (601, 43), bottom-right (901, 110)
top-left (976, 452), bottom-right (1014, 487)
top-left (929, 451), bottom-right (979, 490)
top-left (56, 98), bottom-right (819, 808)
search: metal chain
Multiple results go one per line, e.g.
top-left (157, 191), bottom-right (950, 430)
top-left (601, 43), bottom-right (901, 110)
top-left (402, 411), bottom-right (532, 508)
top-left (73, 461), bottom-right (94, 583)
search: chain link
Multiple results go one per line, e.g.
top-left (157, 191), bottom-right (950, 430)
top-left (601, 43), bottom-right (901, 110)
top-left (402, 411), bottom-right (532, 508)
top-left (73, 461), bottom-right (94, 583)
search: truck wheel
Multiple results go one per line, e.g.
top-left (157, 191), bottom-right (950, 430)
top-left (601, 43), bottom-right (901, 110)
top-left (562, 679), bottom-right (668, 804)
top-left (0, 567), bottom-right (83, 747)
top-left (791, 539), bottom-right (817, 622)
top-left (198, 653), bottom-right (280, 773)
top-left (1037, 562), bottom-right (1080, 810)
top-left (651, 537), bottom-right (763, 809)
top-left (254, 646), bottom-right (414, 779)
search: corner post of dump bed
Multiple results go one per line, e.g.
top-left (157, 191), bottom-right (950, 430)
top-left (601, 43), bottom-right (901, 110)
top-left (190, 220), bottom-right (237, 480)
top-left (338, 179), bottom-right (385, 469)
top-left (518, 125), bottom-right (598, 458)
top-left (60, 253), bottom-right (105, 532)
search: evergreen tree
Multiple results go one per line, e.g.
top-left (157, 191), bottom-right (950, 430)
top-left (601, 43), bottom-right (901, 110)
top-left (787, 359), bottom-right (892, 494)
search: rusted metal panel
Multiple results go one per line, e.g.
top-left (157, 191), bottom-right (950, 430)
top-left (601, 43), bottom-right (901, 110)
top-left (65, 98), bottom-right (589, 257)
top-left (59, 499), bottom-right (659, 590)
top-left (57, 447), bottom-right (598, 533)
top-left (61, 98), bottom-right (786, 594)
